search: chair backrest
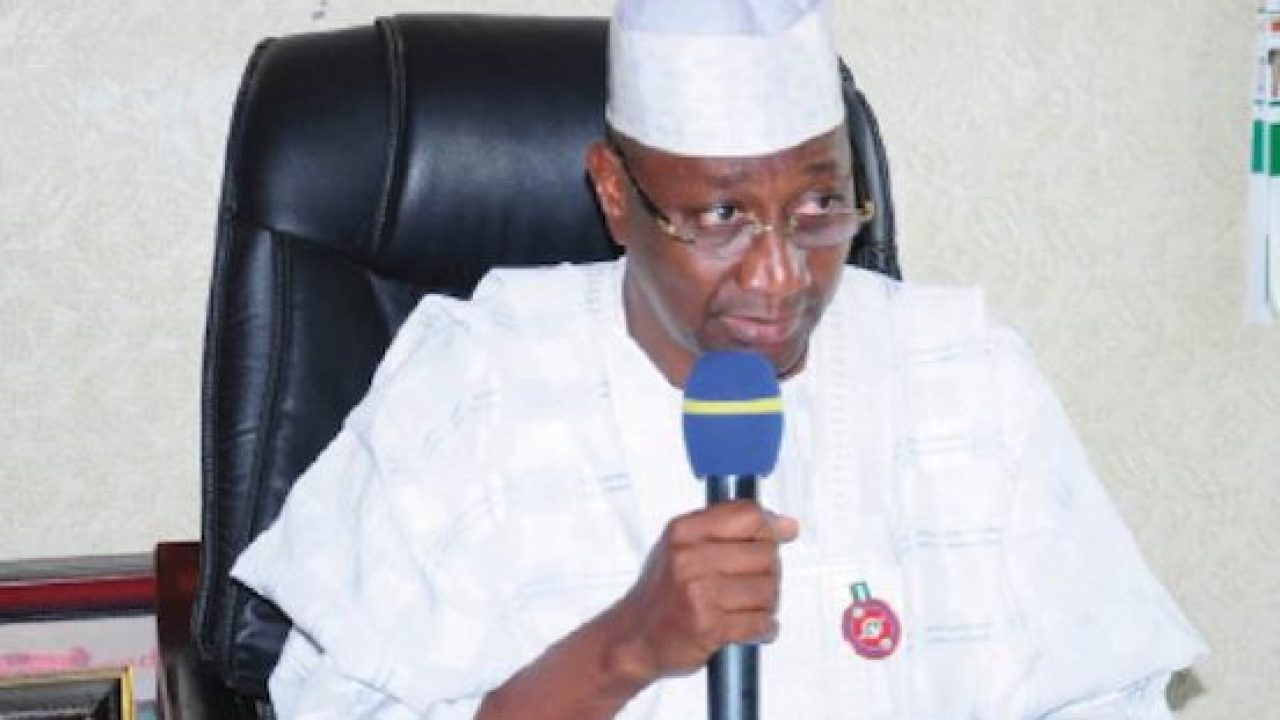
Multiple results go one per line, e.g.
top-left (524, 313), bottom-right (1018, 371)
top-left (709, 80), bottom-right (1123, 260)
top-left (194, 12), bottom-right (899, 698)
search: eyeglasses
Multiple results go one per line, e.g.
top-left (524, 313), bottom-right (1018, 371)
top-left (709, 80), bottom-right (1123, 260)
top-left (610, 142), bottom-right (875, 260)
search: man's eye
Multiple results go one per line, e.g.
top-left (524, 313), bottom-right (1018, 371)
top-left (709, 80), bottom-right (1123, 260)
top-left (794, 192), bottom-right (853, 216)
top-left (694, 203), bottom-right (745, 228)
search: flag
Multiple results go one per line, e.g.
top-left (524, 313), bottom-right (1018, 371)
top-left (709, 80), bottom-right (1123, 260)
top-left (1247, 2), bottom-right (1280, 324)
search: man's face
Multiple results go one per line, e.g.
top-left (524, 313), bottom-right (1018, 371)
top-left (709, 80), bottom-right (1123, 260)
top-left (586, 126), bottom-right (854, 387)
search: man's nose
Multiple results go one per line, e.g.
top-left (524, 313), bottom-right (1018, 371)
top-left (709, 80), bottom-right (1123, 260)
top-left (736, 223), bottom-right (809, 298)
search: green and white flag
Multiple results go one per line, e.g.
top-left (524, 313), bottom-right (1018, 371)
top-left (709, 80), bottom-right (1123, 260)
top-left (1248, 1), bottom-right (1280, 324)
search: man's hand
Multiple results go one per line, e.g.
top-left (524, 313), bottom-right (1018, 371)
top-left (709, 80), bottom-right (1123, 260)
top-left (602, 500), bottom-right (800, 686)
top-left (477, 501), bottom-right (797, 720)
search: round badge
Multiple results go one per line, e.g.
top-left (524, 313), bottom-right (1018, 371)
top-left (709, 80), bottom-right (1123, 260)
top-left (841, 582), bottom-right (901, 659)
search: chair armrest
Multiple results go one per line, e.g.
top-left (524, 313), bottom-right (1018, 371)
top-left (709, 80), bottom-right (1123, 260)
top-left (154, 542), bottom-right (266, 720)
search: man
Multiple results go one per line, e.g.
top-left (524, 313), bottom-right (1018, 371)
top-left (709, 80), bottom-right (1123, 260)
top-left (232, 1), bottom-right (1205, 718)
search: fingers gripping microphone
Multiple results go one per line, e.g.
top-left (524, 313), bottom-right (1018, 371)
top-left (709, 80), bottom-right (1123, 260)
top-left (683, 351), bottom-right (784, 720)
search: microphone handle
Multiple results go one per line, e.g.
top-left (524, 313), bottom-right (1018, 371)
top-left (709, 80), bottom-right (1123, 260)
top-left (705, 474), bottom-right (759, 720)
top-left (709, 644), bottom-right (758, 720)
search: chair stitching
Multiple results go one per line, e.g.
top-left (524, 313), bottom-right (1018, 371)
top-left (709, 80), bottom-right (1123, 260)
top-left (195, 36), bottom-right (276, 670)
top-left (222, 231), bottom-right (292, 692)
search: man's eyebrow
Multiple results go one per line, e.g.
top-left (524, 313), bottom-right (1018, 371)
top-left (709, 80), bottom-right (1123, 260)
top-left (700, 167), bottom-right (752, 189)
top-left (802, 159), bottom-right (842, 177)
top-left (694, 158), bottom-right (844, 189)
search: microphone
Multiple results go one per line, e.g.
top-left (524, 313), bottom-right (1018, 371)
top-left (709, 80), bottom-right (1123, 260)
top-left (682, 351), bottom-right (784, 720)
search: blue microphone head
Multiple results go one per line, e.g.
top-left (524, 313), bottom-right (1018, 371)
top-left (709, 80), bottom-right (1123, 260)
top-left (682, 350), bottom-right (784, 477)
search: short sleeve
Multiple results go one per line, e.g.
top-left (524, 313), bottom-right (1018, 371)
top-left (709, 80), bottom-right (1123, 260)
top-left (231, 296), bottom-right (522, 716)
top-left (990, 329), bottom-right (1207, 718)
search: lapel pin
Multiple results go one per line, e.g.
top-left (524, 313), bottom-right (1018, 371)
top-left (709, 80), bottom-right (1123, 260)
top-left (842, 581), bottom-right (901, 659)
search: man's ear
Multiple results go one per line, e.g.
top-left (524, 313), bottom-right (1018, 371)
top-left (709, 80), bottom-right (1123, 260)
top-left (585, 140), bottom-right (631, 249)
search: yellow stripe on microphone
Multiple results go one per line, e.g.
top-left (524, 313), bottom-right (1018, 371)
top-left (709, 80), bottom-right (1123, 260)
top-left (682, 397), bottom-right (783, 416)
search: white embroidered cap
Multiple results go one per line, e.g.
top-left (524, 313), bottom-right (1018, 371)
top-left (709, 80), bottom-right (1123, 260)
top-left (606, 0), bottom-right (844, 157)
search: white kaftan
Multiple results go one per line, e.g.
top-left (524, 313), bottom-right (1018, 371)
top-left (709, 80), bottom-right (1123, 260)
top-left (232, 260), bottom-right (1205, 719)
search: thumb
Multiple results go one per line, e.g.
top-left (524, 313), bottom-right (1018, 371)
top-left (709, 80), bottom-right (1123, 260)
top-left (767, 512), bottom-right (800, 543)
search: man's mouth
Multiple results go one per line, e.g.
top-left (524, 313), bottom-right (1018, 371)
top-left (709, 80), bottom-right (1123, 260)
top-left (720, 313), bottom-right (804, 347)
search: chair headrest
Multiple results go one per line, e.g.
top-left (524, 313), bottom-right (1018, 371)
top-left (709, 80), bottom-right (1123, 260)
top-left (232, 16), bottom-right (619, 297)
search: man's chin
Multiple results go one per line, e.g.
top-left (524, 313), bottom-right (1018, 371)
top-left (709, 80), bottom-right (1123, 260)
top-left (708, 337), bottom-right (809, 379)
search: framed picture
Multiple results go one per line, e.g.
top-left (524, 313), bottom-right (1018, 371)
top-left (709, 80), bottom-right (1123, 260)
top-left (0, 554), bottom-right (157, 719)
top-left (0, 666), bottom-right (135, 720)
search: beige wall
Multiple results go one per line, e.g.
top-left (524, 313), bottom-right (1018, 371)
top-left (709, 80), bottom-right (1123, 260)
top-left (1, 0), bottom-right (1275, 717)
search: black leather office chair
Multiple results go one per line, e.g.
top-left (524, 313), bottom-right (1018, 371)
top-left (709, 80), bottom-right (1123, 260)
top-left (155, 13), bottom-right (899, 719)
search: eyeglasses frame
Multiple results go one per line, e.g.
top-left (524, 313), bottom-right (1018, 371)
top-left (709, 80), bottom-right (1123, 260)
top-left (606, 139), bottom-right (875, 258)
